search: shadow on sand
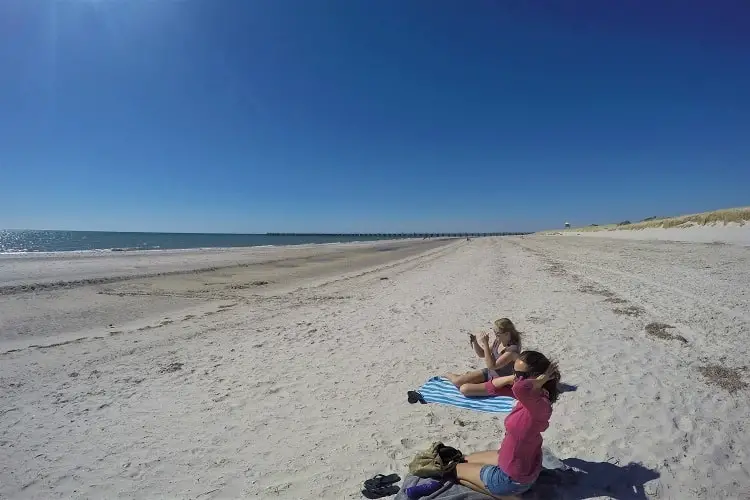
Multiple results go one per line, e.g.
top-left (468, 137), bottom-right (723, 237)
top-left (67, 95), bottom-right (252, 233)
top-left (395, 456), bottom-right (660, 500)
top-left (558, 382), bottom-right (578, 394)
top-left (528, 455), bottom-right (660, 500)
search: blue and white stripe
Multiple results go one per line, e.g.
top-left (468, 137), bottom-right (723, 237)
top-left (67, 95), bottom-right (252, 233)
top-left (417, 376), bottom-right (516, 414)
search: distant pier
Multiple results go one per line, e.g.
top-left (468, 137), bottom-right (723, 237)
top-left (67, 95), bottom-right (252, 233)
top-left (265, 232), bottom-right (531, 238)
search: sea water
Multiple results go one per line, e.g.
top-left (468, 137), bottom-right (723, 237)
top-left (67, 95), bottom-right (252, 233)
top-left (0, 230), bottom-right (399, 254)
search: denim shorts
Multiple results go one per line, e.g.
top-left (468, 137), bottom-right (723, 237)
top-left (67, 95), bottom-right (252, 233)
top-left (479, 465), bottom-right (532, 496)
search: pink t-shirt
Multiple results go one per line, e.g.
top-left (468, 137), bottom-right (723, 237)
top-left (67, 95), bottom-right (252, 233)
top-left (496, 378), bottom-right (552, 484)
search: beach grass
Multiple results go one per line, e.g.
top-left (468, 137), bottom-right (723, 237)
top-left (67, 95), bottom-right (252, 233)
top-left (558, 207), bottom-right (750, 232)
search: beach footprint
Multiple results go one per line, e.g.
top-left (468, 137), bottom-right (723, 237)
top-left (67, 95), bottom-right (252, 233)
top-left (399, 437), bottom-right (418, 449)
top-left (674, 415), bottom-right (695, 433)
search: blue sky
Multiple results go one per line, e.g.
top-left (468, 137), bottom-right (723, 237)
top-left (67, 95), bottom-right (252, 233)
top-left (1, 1), bottom-right (748, 233)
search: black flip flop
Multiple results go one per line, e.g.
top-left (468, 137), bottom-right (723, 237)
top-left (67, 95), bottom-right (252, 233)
top-left (364, 473), bottom-right (401, 490)
top-left (407, 390), bottom-right (426, 404)
top-left (362, 484), bottom-right (400, 499)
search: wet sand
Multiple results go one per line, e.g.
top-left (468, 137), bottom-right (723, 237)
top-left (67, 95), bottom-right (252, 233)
top-left (0, 239), bottom-right (451, 351)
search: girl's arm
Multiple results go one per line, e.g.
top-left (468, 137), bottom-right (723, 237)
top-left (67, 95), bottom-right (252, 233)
top-left (470, 336), bottom-right (485, 357)
top-left (479, 334), bottom-right (497, 369)
top-left (513, 362), bottom-right (558, 417)
top-left (492, 350), bottom-right (519, 370)
top-left (532, 362), bottom-right (559, 391)
top-left (490, 374), bottom-right (515, 389)
top-left (512, 379), bottom-right (552, 418)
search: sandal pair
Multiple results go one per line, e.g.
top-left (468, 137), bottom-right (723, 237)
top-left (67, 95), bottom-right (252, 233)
top-left (362, 473), bottom-right (401, 498)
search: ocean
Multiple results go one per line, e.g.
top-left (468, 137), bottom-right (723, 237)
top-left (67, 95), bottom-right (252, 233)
top-left (0, 230), bottom-right (402, 254)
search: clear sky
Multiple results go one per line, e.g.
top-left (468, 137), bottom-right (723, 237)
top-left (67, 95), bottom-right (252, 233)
top-left (1, 1), bottom-right (748, 233)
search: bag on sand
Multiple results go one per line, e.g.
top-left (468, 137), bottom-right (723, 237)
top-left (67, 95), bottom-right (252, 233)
top-left (408, 442), bottom-right (465, 479)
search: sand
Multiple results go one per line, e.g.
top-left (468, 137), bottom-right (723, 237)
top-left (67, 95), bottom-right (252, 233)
top-left (1, 236), bottom-right (749, 499)
top-left (554, 223), bottom-right (750, 246)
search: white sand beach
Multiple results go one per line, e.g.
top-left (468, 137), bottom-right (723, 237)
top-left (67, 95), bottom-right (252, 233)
top-left (551, 207), bottom-right (750, 246)
top-left (2, 236), bottom-right (749, 499)
top-left (557, 223), bottom-right (750, 246)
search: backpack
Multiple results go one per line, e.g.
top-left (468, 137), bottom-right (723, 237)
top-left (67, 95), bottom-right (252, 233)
top-left (408, 442), bottom-right (465, 479)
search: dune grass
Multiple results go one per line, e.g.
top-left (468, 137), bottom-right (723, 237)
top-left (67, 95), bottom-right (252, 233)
top-left (559, 207), bottom-right (750, 232)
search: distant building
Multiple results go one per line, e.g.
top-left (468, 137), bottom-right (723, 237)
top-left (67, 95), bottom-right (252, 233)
top-left (564, 221), bottom-right (570, 228)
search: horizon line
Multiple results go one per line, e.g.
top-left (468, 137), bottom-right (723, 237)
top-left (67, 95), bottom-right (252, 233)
top-left (1, 228), bottom-right (535, 236)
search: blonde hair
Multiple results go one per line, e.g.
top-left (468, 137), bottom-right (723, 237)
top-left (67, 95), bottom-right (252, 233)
top-left (493, 318), bottom-right (521, 347)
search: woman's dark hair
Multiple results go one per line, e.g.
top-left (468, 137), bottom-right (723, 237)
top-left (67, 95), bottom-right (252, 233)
top-left (518, 350), bottom-right (560, 404)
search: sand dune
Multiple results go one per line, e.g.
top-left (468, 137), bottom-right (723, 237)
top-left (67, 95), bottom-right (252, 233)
top-left (556, 223), bottom-right (750, 246)
top-left (551, 207), bottom-right (750, 246)
top-left (1, 237), bottom-right (748, 499)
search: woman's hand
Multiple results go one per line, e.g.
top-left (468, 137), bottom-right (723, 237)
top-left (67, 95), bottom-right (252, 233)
top-left (470, 333), bottom-right (486, 357)
top-left (536, 361), bottom-right (559, 383)
top-left (478, 332), bottom-right (491, 346)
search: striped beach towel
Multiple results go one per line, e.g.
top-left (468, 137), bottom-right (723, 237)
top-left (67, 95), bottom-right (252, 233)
top-left (416, 376), bottom-right (516, 414)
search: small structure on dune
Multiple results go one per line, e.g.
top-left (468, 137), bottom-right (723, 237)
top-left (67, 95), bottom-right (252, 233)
top-left (564, 221), bottom-right (570, 228)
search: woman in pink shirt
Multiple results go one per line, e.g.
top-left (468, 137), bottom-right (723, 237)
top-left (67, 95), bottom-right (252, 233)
top-left (454, 351), bottom-right (559, 499)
